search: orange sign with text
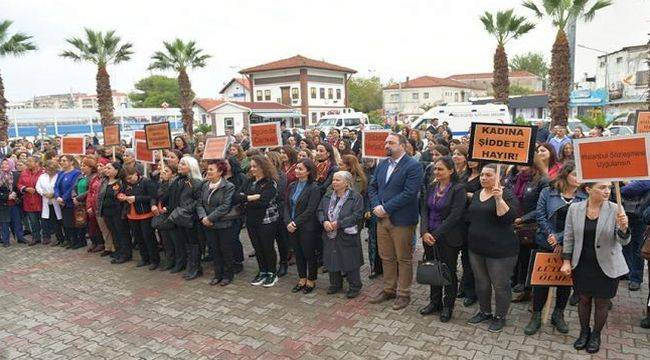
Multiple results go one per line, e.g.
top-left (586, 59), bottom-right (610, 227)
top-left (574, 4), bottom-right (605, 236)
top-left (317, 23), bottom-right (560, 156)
top-left (574, 134), bottom-right (650, 182)
top-left (102, 124), bottom-right (121, 146)
top-left (361, 130), bottom-right (390, 159)
top-left (134, 130), bottom-right (146, 141)
top-left (135, 140), bottom-right (155, 163)
top-left (202, 136), bottom-right (229, 160)
top-left (527, 252), bottom-right (573, 287)
top-left (144, 122), bottom-right (172, 150)
top-left (249, 122), bottom-right (281, 148)
top-left (468, 123), bottom-right (537, 165)
top-left (635, 110), bottom-right (650, 134)
top-left (61, 137), bottom-right (86, 155)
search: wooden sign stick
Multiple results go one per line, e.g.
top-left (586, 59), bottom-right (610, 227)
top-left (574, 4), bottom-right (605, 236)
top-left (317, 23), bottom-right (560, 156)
top-left (541, 287), bottom-right (555, 325)
top-left (112, 146), bottom-right (116, 162)
top-left (159, 150), bottom-right (165, 172)
top-left (614, 181), bottom-right (623, 213)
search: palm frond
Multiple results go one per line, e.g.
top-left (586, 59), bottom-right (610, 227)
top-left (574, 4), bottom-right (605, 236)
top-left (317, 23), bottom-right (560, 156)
top-left (522, 1), bottom-right (544, 18)
top-left (0, 33), bottom-right (37, 56)
top-left (583, 0), bottom-right (612, 22)
top-left (61, 28), bottom-right (131, 66)
top-left (479, 12), bottom-right (496, 35)
top-left (0, 20), bottom-right (13, 44)
top-left (59, 50), bottom-right (82, 62)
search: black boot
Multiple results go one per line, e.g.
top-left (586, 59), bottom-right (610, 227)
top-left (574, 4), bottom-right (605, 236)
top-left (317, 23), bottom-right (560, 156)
top-left (277, 262), bottom-right (288, 278)
top-left (551, 309), bottom-right (569, 333)
top-left (183, 244), bottom-right (202, 280)
top-left (170, 258), bottom-right (185, 273)
top-left (641, 314), bottom-right (650, 328)
top-left (573, 327), bottom-right (591, 350)
top-left (524, 312), bottom-right (542, 335)
top-left (586, 331), bottom-right (601, 354)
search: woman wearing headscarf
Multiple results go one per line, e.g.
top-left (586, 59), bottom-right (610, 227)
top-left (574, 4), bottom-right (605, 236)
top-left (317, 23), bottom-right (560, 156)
top-left (54, 155), bottom-right (81, 249)
top-left (0, 159), bottom-right (26, 246)
top-left (318, 170), bottom-right (364, 298)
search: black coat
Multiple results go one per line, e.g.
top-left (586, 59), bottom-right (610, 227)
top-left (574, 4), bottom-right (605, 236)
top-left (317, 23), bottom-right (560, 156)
top-left (504, 173), bottom-right (549, 223)
top-left (167, 174), bottom-right (202, 228)
top-left (284, 181), bottom-right (321, 232)
top-left (124, 177), bottom-right (158, 216)
top-left (419, 182), bottom-right (467, 247)
top-left (244, 177), bottom-right (277, 224)
top-left (316, 163), bottom-right (338, 195)
top-left (317, 190), bottom-right (364, 272)
top-left (196, 180), bottom-right (235, 229)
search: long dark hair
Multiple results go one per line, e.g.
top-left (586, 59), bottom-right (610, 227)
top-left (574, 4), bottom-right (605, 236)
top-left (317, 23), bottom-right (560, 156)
top-left (297, 158), bottom-right (317, 183)
top-left (429, 156), bottom-right (458, 186)
top-left (317, 142), bottom-right (337, 164)
top-left (250, 155), bottom-right (278, 182)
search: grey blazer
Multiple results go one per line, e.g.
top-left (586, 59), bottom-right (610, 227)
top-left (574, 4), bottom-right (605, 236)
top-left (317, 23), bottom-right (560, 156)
top-left (562, 200), bottom-right (631, 278)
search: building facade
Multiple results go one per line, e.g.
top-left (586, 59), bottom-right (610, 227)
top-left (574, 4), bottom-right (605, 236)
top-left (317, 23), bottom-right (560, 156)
top-left (382, 76), bottom-right (486, 121)
top-left (239, 55), bottom-right (356, 127)
top-left (219, 78), bottom-right (251, 101)
top-left (193, 99), bottom-right (301, 135)
top-left (447, 70), bottom-right (544, 93)
top-left (9, 91), bottom-right (130, 110)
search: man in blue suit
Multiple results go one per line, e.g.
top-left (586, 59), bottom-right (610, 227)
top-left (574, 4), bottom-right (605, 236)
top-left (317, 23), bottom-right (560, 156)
top-left (368, 133), bottom-right (424, 310)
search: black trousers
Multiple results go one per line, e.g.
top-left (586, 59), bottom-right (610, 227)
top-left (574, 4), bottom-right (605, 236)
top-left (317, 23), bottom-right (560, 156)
top-left (290, 228), bottom-right (318, 281)
top-left (205, 226), bottom-right (236, 280)
top-left (159, 229), bottom-right (174, 264)
top-left (129, 218), bottom-right (159, 265)
top-left (231, 218), bottom-right (244, 263)
top-left (513, 244), bottom-right (533, 288)
top-left (424, 241), bottom-right (460, 308)
top-left (170, 226), bottom-right (190, 267)
top-left (460, 245), bottom-right (476, 298)
top-left (532, 285), bottom-right (571, 312)
top-left (275, 217), bottom-right (290, 263)
top-left (329, 269), bottom-right (362, 291)
top-left (247, 221), bottom-right (278, 274)
top-left (104, 215), bottom-right (132, 260)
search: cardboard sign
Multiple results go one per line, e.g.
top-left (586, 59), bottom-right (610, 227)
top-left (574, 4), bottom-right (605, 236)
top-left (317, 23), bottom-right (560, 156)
top-left (135, 140), bottom-right (155, 163)
top-left (527, 251), bottom-right (573, 287)
top-left (144, 122), bottom-right (172, 150)
top-left (202, 136), bottom-right (229, 160)
top-left (574, 134), bottom-right (650, 182)
top-left (134, 130), bottom-right (146, 141)
top-left (249, 122), bottom-right (281, 148)
top-left (102, 124), bottom-right (121, 146)
top-left (361, 130), bottom-right (391, 159)
top-left (635, 110), bottom-right (650, 134)
top-left (60, 137), bottom-right (86, 155)
top-left (468, 123), bottom-right (537, 165)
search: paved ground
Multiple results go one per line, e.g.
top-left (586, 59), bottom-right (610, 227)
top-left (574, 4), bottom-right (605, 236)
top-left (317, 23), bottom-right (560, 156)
top-left (1, 231), bottom-right (649, 360)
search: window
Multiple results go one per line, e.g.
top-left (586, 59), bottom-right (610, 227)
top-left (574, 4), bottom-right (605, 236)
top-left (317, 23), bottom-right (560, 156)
top-left (320, 88), bottom-right (325, 99)
top-left (256, 90), bottom-right (262, 101)
top-left (311, 87), bottom-right (316, 99)
top-left (344, 118), bottom-right (360, 127)
top-left (336, 89), bottom-right (341, 100)
top-left (224, 117), bottom-right (234, 131)
top-left (264, 90), bottom-right (271, 101)
top-left (423, 92), bottom-right (429, 99)
top-left (390, 93), bottom-right (400, 101)
top-left (412, 92), bottom-right (418, 100)
top-left (454, 93), bottom-right (459, 102)
top-left (311, 112), bottom-right (317, 123)
top-left (616, 57), bottom-right (622, 64)
top-left (328, 88), bottom-right (333, 99)
top-left (292, 88), bottom-right (299, 100)
top-left (320, 112), bottom-right (325, 118)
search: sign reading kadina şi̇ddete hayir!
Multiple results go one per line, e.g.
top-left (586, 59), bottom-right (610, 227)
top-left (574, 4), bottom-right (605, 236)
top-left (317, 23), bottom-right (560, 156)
top-left (574, 134), bottom-right (650, 182)
top-left (249, 122), bottom-right (281, 148)
top-left (468, 122), bottom-right (537, 166)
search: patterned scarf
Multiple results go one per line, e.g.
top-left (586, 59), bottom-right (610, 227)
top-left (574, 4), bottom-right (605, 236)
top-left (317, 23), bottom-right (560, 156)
top-left (326, 189), bottom-right (350, 239)
top-left (316, 160), bottom-right (331, 183)
top-left (0, 159), bottom-right (15, 189)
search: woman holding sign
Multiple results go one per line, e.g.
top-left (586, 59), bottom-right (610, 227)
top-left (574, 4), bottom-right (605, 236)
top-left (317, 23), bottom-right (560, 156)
top-left (561, 182), bottom-right (630, 354)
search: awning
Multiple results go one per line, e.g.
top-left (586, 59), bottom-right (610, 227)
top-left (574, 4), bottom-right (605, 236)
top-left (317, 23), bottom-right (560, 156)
top-left (253, 112), bottom-right (304, 119)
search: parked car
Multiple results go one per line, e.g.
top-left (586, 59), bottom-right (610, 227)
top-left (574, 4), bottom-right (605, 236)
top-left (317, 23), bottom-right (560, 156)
top-left (604, 125), bottom-right (634, 137)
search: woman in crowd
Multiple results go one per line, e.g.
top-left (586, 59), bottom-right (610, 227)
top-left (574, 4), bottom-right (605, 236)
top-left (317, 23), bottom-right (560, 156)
top-left (122, 166), bottom-right (159, 270)
top-left (312, 134), bottom-right (323, 149)
top-left (561, 182), bottom-right (630, 353)
top-left (83, 157), bottom-right (104, 253)
top-left (297, 149), bottom-right (313, 161)
top-left (338, 155), bottom-right (367, 196)
top-left (241, 148), bottom-right (261, 175)
top-left (99, 162), bottom-right (131, 264)
top-left (524, 162), bottom-right (586, 335)
top-left (315, 143), bottom-right (338, 196)
top-left (419, 156), bottom-right (467, 322)
top-left (558, 142), bottom-right (574, 164)
top-left (406, 139), bottom-right (422, 161)
top-left (71, 157), bottom-right (97, 251)
top-left (572, 126), bottom-right (586, 139)
top-left (193, 141), bottom-right (205, 159)
top-left (224, 158), bottom-right (248, 273)
top-left (228, 144), bottom-right (246, 166)
top-left (318, 171), bottom-right (364, 298)
top-left (0, 159), bottom-right (24, 246)
top-left (362, 158), bottom-right (382, 279)
top-left (197, 160), bottom-right (235, 286)
top-left (299, 138), bottom-right (313, 151)
top-left (36, 160), bottom-right (63, 247)
top-left (285, 159), bottom-right (321, 294)
top-left (409, 130), bottom-right (424, 152)
top-left (280, 145), bottom-right (298, 187)
top-left (174, 136), bottom-right (192, 154)
top-left (337, 139), bottom-right (353, 157)
top-left (244, 155), bottom-right (280, 287)
top-left (154, 164), bottom-right (178, 270)
top-left (18, 156), bottom-right (43, 246)
top-left (266, 151), bottom-right (290, 277)
top-left (535, 143), bottom-right (561, 180)
top-left (164, 149), bottom-right (182, 169)
top-left (451, 145), bottom-right (469, 181)
top-left (54, 155), bottom-right (81, 249)
top-left (466, 164), bottom-right (519, 333)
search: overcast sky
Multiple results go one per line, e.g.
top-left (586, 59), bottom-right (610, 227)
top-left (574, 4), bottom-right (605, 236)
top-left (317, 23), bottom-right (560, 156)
top-left (1, 0), bottom-right (649, 102)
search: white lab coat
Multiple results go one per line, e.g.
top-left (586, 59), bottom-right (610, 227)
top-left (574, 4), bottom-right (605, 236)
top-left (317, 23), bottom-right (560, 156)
top-left (36, 172), bottom-right (62, 220)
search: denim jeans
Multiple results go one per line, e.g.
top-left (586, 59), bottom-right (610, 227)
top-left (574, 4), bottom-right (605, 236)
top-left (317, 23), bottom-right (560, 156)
top-left (8, 205), bottom-right (25, 243)
top-left (623, 214), bottom-right (646, 284)
top-left (25, 211), bottom-right (42, 243)
top-left (469, 251), bottom-right (518, 318)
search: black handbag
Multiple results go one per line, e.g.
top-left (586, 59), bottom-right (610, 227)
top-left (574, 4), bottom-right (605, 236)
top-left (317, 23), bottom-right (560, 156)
top-left (416, 244), bottom-right (451, 286)
top-left (151, 213), bottom-right (174, 231)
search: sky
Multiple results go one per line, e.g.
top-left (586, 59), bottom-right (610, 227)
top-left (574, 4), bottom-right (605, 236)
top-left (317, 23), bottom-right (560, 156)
top-left (1, 0), bottom-right (649, 102)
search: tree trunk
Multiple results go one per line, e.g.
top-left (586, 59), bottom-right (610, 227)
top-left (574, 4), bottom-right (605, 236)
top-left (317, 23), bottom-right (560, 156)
top-left (549, 29), bottom-right (570, 127)
top-left (96, 65), bottom-right (115, 126)
top-left (0, 70), bottom-right (7, 141)
top-left (178, 69), bottom-right (194, 137)
top-left (493, 44), bottom-right (509, 106)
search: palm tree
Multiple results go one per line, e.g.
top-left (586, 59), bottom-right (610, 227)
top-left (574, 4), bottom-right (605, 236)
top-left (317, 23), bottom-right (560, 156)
top-left (480, 9), bottom-right (535, 106)
top-left (0, 20), bottom-right (36, 141)
top-left (148, 39), bottom-right (210, 137)
top-left (523, 0), bottom-right (613, 127)
top-left (60, 29), bottom-right (133, 126)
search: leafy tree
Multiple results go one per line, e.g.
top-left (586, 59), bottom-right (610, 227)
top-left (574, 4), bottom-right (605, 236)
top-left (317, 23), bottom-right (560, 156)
top-left (348, 76), bottom-right (383, 113)
top-left (195, 123), bottom-right (213, 134)
top-left (368, 109), bottom-right (384, 125)
top-left (60, 29), bottom-right (133, 126)
top-left (129, 75), bottom-right (180, 108)
top-left (510, 52), bottom-right (549, 78)
top-left (0, 20), bottom-right (36, 140)
top-left (577, 108), bottom-right (611, 128)
top-left (509, 84), bottom-right (535, 95)
top-left (480, 9), bottom-right (535, 106)
top-left (148, 39), bottom-right (210, 137)
top-left (523, 0), bottom-right (612, 127)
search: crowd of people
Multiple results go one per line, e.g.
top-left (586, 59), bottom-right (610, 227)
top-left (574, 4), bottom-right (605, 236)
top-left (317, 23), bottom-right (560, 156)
top-left (1, 118), bottom-right (649, 354)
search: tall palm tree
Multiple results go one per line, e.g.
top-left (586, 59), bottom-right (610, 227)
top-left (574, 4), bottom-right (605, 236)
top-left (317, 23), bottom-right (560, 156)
top-left (148, 39), bottom-right (210, 137)
top-left (0, 20), bottom-right (36, 141)
top-left (480, 9), bottom-right (535, 106)
top-left (60, 29), bottom-right (133, 126)
top-left (523, 0), bottom-right (612, 127)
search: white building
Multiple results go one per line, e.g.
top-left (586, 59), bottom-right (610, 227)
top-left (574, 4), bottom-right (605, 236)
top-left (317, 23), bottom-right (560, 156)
top-left (239, 55), bottom-right (356, 127)
top-left (447, 71), bottom-right (544, 93)
top-left (219, 77), bottom-right (251, 101)
top-left (194, 99), bottom-right (301, 135)
top-left (595, 43), bottom-right (649, 116)
top-left (383, 76), bottom-right (486, 121)
top-left (9, 91), bottom-right (130, 109)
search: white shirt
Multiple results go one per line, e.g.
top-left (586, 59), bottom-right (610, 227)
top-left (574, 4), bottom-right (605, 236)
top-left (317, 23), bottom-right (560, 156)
top-left (36, 172), bottom-right (62, 220)
top-left (385, 153), bottom-right (405, 183)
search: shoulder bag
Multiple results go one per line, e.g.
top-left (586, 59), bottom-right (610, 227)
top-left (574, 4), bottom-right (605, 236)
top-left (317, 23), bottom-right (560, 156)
top-left (416, 244), bottom-right (451, 286)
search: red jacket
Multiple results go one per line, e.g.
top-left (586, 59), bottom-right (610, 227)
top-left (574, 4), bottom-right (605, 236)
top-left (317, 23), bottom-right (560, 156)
top-left (18, 167), bottom-right (44, 212)
top-left (86, 174), bottom-right (102, 215)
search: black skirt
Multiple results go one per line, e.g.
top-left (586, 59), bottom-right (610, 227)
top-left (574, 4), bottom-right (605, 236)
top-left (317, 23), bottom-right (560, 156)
top-left (572, 217), bottom-right (618, 299)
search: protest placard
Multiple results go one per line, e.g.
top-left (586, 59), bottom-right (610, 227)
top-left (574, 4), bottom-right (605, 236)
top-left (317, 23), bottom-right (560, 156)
top-left (526, 251), bottom-right (573, 287)
top-left (102, 124), bottom-right (121, 146)
top-left (144, 122), bottom-right (172, 150)
top-left (361, 130), bottom-right (391, 159)
top-left (134, 129), bottom-right (146, 141)
top-left (574, 134), bottom-right (650, 182)
top-left (202, 136), bottom-right (229, 160)
top-left (635, 110), bottom-right (650, 134)
top-left (135, 140), bottom-right (155, 163)
top-left (61, 136), bottom-right (85, 155)
top-left (249, 122), bottom-right (281, 148)
top-left (468, 122), bottom-right (537, 165)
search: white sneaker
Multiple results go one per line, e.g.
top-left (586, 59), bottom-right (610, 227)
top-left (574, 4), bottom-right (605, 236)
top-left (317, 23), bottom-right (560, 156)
top-left (262, 274), bottom-right (278, 287)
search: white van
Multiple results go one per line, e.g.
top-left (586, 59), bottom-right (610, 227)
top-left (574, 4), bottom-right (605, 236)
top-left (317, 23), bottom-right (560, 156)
top-left (411, 103), bottom-right (511, 136)
top-left (315, 110), bottom-right (368, 134)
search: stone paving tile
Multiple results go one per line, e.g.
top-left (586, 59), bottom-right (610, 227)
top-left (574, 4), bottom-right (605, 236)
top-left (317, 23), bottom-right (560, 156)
top-left (1, 231), bottom-right (650, 360)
